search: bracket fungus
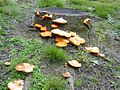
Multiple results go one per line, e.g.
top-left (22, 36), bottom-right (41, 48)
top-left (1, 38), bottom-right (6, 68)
top-left (16, 63), bottom-right (35, 73)
top-left (55, 42), bottom-right (68, 47)
top-left (41, 14), bottom-right (53, 20)
top-left (85, 47), bottom-right (100, 54)
top-left (52, 18), bottom-right (67, 24)
top-left (62, 72), bottom-right (71, 78)
top-left (51, 24), bottom-right (59, 29)
top-left (40, 31), bottom-right (52, 37)
top-left (51, 29), bottom-right (71, 38)
top-left (69, 36), bottom-right (85, 46)
top-left (68, 60), bottom-right (81, 68)
top-left (83, 18), bottom-right (91, 28)
top-left (69, 31), bottom-right (77, 37)
top-left (8, 80), bottom-right (24, 90)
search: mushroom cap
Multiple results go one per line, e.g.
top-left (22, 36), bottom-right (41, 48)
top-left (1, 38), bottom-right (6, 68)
top-left (69, 31), bottom-right (77, 37)
top-left (51, 29), bottom-right (71, 38)
top-left (40, 31), bottom-right (52, 37)
top-left (55, 36), bottom-right (69, 43)
top-left (83, 18), bottom-right (91, 25)
top-left (53, 18), bottom-right (67, 24)
top-left (35, 11), bottom-right (40, 16)
top-left (98, 53), bottom-right (105, 57)
top-left (51, 24), bottom-right (59, 29)
top-left (41, 14), bottom-right (53, 20)
top-left (69, 36), bottom-right (85, 46)
top-left (8, 80), bottom-right (24, 90)
top-left (62, 72), bottom-right (71, 78)
top-left (16, 63), bottom-right (35, 73)
top-left (34, 24), bottom-right (42, 28)
top-left (68, 60), bottom-right (81, 68)
top-left (55, 42), bottom-right (67, 47)
top-left (40, 26), bottom-right (47, 31)
top-left (85, 47), bottom-right (100, 54)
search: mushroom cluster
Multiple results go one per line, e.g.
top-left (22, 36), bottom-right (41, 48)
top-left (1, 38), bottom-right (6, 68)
top-left (32, 11), bottom-right (86, 48)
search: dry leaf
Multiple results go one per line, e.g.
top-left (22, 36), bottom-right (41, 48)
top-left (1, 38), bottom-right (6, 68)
top-left (51, 29), bottom-right (71, 37)
top-left (40, 31), bottom-right (52, 37)
top-left (53, 18), bottom-right (67, 24)
top-left (8, 80), bottom-right (24, 90)
top-left (68, 60), bottom-right (81, 68)
top-left (62, 72), bottom-right (71, 78)
top-left (16, 63), bottom-right (35, 73)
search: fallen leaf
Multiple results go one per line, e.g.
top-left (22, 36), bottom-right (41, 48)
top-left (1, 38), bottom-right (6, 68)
top-left (68, 60), bottom-right (81, 68)
top-left (8, 80), bottom-right (24, 90)
top-left (62, 72), bottom-right (71, 78)
top-left (53, 18), bottom-right (67, 24)
top-left (40, 31), bottom-right (52, 37)
top-left (16, 63), bottom-right (35, 73)
top-left (51, 29), bottom-right (71, 37)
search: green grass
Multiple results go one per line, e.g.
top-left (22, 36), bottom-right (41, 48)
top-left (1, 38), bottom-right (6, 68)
top-left (37, 0), bottom-right (120, 18)
top-left (43, 45), bottom-right (69, 63)
top-left (37, 0), bottom-right (65, 8)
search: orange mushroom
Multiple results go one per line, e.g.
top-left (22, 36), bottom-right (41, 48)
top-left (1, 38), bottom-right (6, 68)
top-left (55, 36), bottom-right (69, 43)
top-left (85, 47), bottom-right (100, 54)
top-left (41, 14), bottom-right (53, 20)
top-left (8, 80), bottom-right (24, 90)
top-left (16, 63), bottom-right (35, 73)
top-left (35, 11), bottom-right (40, 16)
top-left (40, 26), bottom-right (48, 31)
top-left (51, 29), bottom-right (71, 38)
top-left (53, 18), bottom-right (67, 24)
top-left (34, 24), bottom-right (42, 28)
top-left (62, 72), bottom-right (71, 78)
top-left (55, 41), bottom-right (68, 47)
top-left (40, 31), bottom-right (52, 37)
top-left (83, 18), bottom-right (91, 28)
top-left (51, 24), bottom-right (59, 29)
top-left (68, 60), bottom-right (81, 68)
top-left (68, 36), bottom-right (85, 46)
top-left (69, 31), bottom-right (77, 37)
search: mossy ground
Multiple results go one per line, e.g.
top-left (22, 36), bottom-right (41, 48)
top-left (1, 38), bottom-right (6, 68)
top-left (0, 0), bottom-right (120, 90)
